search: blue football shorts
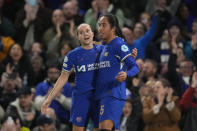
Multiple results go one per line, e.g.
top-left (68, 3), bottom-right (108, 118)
top-left (99, 96), bottom-right (125, 130)
top-left (70, 90), bottom-right (99, 128)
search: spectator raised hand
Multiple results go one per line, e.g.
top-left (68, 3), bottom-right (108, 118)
top-left (191, 72), bottom-right (197, 88)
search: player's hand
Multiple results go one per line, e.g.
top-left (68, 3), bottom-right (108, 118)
top-left (131, 48), bottom-right (137, 59)
top-left (41, 99), bottom-right (51, 114)
top-left (115, 71), bottom-right (127, 82)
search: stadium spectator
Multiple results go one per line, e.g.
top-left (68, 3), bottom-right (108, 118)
top-left (142, 79), bottom-right (181, 131)
top-left (184, 31), bottom-right (197, 66)
top-left (14, 0), bottom-right (52, 50)
top-left (122, 27), bottom-right (134, 47)
top-left (33, 114), bottom-right (56, 131)
top-left (130, 14), bottom-right (158, 59)
top-left (42, 9), bottom-right (77, 58)
top-left (0, 35), bottom-right (15, 62)
top-left (35, 65), bottom-right (72, 125)
top-left (6, 87), bottom-right (39, 130)
top-left (27, 55), bottom-right (46, 88)
top-left (167, 47), bottom-right (195, 97)
top-left (0, 72), bottom-right (22, 110)
top-left (62, 1), bottom-right (83, 27)
top-left (142, 59), bottom-right (158, 83)
top-left (85, 0), bottom-right (125, 34)
top-left (0, 44), bottom-right (31, 84)
top-left (140, 12), bottom-right (152, 31)
top-left (179, 72), bottom-right (197, 131)
top-left (146, 0), bottom-right (181, 16)
top-left (84, 0), bottom-right (98, 32)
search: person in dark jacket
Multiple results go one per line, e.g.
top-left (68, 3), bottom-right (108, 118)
top-left (179, 72), bottom-right (197, 131)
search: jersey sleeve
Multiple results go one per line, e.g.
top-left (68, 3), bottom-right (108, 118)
top-left (62, 52), bottom-right (74, 72)
top-left (114, 39), bottom-right (131, 62)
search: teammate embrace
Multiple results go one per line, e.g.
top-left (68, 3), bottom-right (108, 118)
top-left (41, 14), bottom-right (139, 131)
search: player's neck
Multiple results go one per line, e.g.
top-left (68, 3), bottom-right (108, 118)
top-left (82, 43), bottom-right (93, 50)
top-left (105, 34), bottom-right (116, 44)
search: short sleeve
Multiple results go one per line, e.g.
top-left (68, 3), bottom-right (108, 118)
top-left (62, 52), bottom-right (74, 72)
top-left (114, 39), bottom-right (131, 62)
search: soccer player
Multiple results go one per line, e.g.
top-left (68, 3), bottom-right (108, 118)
top-left (96, 14), bottom-right (139, 131)
top-left (41, 23), bottom-right (102, 131)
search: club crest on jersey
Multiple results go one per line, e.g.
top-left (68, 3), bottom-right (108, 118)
top-left (104, 52), bottom-right (108, 56)
top-left (76, 117), bottom-right (82, 123)
top-left (121, 45), bottom-right (129, 52)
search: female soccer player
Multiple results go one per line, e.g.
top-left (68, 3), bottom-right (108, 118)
top-left (41, 23), bottom-right (102, 131)
top-left (96, 14), bottom-right (139, 131)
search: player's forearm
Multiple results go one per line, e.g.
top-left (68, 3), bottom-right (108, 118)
top-left (46, 71), bottom-right (69, 101)
top-left (125, 56), bottom-right (139, 77)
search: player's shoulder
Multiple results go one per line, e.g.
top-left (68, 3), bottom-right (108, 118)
top-left (67, 46), bottom-right (82, 56)
top-left (94, 44), bottom-right (104, 50)
top-left (111, 37), bottom-right (126, 46)
top-left (111, 37), bottom-right (127, 49)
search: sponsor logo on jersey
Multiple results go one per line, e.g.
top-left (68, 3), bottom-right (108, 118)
top-left (77, 65), bottom-right (86, 72)
top-left (76, 61), bottom-right (111, 72)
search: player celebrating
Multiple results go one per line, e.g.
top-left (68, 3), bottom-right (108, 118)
top-left (41, 23), bottom-right (102, 131)
top-left (96, 14), bottom-right (139, 131)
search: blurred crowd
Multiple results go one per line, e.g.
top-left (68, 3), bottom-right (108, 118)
top-left (0, 0), bottom-right (197, 131)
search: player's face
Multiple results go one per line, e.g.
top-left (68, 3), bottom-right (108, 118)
top-left (98, 16), bottom-right (115, 42)
top-left (77, 24), bottom-right (94, 46)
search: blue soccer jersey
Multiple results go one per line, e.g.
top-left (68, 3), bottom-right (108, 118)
top-left (62, 44), bottom-right (103, 94)
top-left (95, 37), bottom-right (139, 100)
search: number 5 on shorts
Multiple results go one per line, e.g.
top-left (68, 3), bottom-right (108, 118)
top-left (100, 105), bottom-right (104, 115)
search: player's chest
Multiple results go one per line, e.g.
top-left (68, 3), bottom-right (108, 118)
top-left (74, 51), bottom-right (98, 65)
top-left (100, 46), bottom-right (115, 61)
